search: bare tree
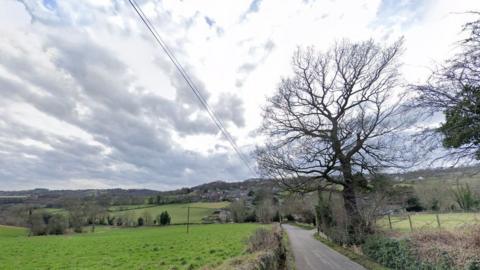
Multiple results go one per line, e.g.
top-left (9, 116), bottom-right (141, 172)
top-left (412, 12), bottom-right (480, 164)
top-left (229, 199), bottom-right (248, 223)
top-left (141, 210), bottom-right (153, 225)
top-left (256, 199), bottom-right (275, 224)
top-left (256, 39), bottom-right (415, 240)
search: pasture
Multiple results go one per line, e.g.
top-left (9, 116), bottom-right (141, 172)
top-left (0, 223), bottom-right (260, 270)
top-left (378, 212), bottom-right (480, 232)
top-left (109, 202), bottom-right (230, 224)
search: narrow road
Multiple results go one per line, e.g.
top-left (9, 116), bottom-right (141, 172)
top-left (283, 224), bottom-right (365, 270)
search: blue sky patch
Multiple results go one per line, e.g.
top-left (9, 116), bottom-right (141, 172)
top-left (42, 0), bottom-right (56, 10)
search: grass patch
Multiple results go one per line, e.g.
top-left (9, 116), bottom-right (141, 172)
top-left (282, 230), bottom-right (296, 270)
top-left (109, 202), bottom-right (230, 224)
top-left (0, 225), bottom-right (28, 238)
top-left (378, 212), bottom-right (480, 232)
top-left (0, 223), bottom-right (259, 270)
top-left (314, 234), bottom-right (388, 270)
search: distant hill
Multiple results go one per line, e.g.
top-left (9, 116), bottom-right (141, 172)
top-left (390, 164), bottom-right (480, 182)
top-left (2, 164), bottom-right (479, 207)
top-left (0, 178), bottom-right (279, 207)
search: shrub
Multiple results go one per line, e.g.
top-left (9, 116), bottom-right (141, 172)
top-left (244, 211), bottom-right (257, 223)
top-left (411, 226), bottom-right (480, 269)
top-left (159, 211), bottom-right (171, 226)
top-left (247, 228), bottom-right (278, 253)
top-left (430, 198), bottom-right (440, 211)
top-left (29, 212), bottom-right (67, 236)
top-left (467, 259), bottom-right (480, 270)
top-left (107, 216), bottom-right (115, 226)
top-left (29, 212), bottom-right (48, 236)
top-left (406, 196), bottom-right (424, 212)
top-left (362, 236), bottom-right (452, 270)
top-left (451, 183), bottom-right (479, 211)
top-left (46, 214), bottom-right (67, 235)
top-left (115, 217), bottom-right (123, 226)
top-left (137, 217), bottom-right (144, 226)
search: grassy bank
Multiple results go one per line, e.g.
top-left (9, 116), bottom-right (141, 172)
top-left (313, 234), bottom-right (388, 270)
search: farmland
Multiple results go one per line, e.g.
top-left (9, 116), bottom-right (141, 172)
top-left (108, 202), bottom-right (230, 224)
top-left (0, 223), bottom-right (261, 270)
top-left (378, 212), bottom-right (480, 232)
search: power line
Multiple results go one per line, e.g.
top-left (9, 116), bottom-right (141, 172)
top-left (127, 0), bottom-right (255, 175)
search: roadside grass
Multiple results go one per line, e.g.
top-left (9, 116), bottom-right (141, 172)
top-left (282, 230), bottom-right (296, 270)
top-left (313, 234), bottom-right (389, 270)
top-left (109, 202), bottom-right (230, 224)
top-left (0, 223), bottom-right (259, 270)
top-left (378, 212), bottom-right (480, 232)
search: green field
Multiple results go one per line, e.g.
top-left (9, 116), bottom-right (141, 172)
top-left (109, 202), bottom-right (230, 224)
top-left (379, 212), bottom-right (480, 232)
top-left (0, 223), bottom-right (260, 270)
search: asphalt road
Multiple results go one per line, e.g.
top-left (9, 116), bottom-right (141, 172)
top-left (283, 224), bottom-right (365, 270)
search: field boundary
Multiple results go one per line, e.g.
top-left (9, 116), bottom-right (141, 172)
top-left (379, 211), bottom-right (480, 232)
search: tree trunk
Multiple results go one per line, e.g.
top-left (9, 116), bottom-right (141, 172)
top-left (342, 162), bottom-right (367, 244)
top-left (341, 168), bottom-right (367, 243)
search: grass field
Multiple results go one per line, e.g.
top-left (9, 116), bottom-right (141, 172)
top-left (109, 202), bottom-right (230, 224)
top-left (0, 223), bottom-right (260, 270)
top-left (378, 212), bottom-right (480, 232)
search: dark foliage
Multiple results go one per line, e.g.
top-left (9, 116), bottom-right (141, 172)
top-left (362, 236), bottom-right (452, 269)
top-left (158, 211), bottom-right (171, 226)
top-left (405, 196), bottom-right (424, 212)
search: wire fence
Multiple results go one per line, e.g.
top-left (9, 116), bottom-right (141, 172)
top-left (380, 211), bottom-right (480, 232)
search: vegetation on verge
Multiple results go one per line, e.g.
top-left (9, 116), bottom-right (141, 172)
top-left (314, 234), bottom-right (388, 270)
top-left (210, 224), bottom-right (292, 270)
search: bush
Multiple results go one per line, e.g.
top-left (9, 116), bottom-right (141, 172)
top-left (46, 214), bottom-right (67, 235)
top-left (430, 198), bottom-right (440, 211)
top-left (247, 228), bottom-right (279, 253)
top-left (362, 236), bottom-right (452, 270)
top-left (107, 216), bottom-right (115, 226)
top-left (137, 217), bottom-right (144, 226)
top-left (452, 183), bottom-right (479, 211)
top-left (406, 196), bottom-right (424, 212)
top-left (467, 259), bottom-right (480, 270)
top-left (244, 211), bottom-right (257, 223)
top-left (29, 212), bottom-right (67, 236)
top-left (29, 212), bottom-right (48, 236)
top-left (115, 217), bottom-right (123, 226)
top-left (158, 211), bottom-right (171, 226)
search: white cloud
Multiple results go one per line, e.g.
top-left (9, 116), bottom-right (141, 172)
top-left (0, 0), bottom-right (478, 190)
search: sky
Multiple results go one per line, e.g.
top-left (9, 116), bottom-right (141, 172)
top-left (0, 0), bottom-right (478, 191)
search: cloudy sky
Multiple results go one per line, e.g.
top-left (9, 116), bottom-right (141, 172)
top-left (0, 0), bottom-right (478, 190)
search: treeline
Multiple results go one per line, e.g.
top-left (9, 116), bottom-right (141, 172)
top-left (27, 204), bottom-right (173, 236)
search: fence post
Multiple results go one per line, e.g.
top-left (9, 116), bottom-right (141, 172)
top-left (186, 206), bottom-right (190, 234)
top-left (436, 213), bottom-right (441, 229)
top-left (408, 215), bottom-right (413, 232)
top-left (388, 214), bottom-right (392, 230)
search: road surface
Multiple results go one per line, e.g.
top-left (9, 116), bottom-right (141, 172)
top-left (283, 224), bottom-right (365, 270)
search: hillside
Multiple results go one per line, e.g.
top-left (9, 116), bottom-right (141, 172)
top-left (2, 165), bottom-right (480, 206)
